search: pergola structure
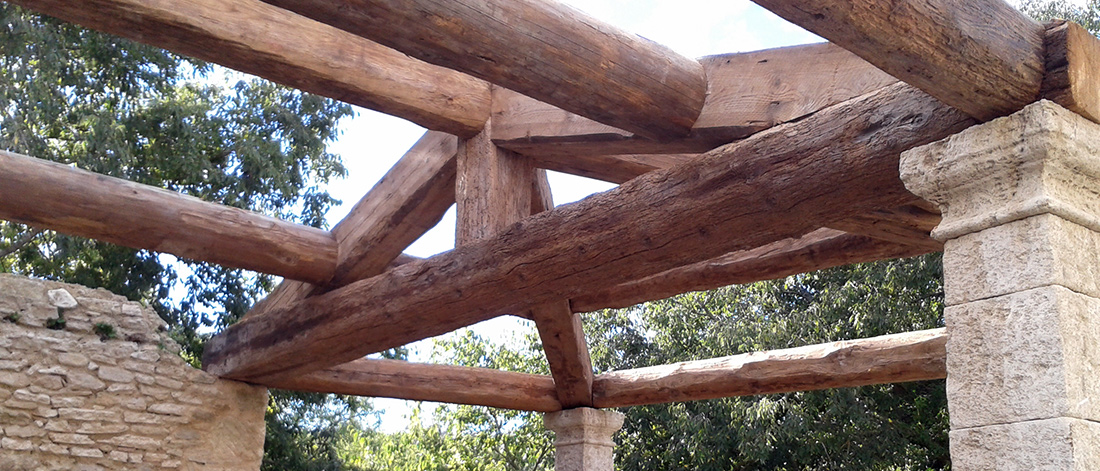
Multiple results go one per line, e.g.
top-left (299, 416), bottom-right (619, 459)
top-left (4, 0), bottom-right (1100, 468)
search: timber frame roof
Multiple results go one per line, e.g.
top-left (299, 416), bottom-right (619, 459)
top-left (2, 0), bottom-right (1097, 411)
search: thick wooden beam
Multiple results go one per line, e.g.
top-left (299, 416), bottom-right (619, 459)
top-left (531, 301), bottom-right (594, 408)
top-left (749, 0), bottom-right (1045, 121)
top-left (202, 83), bottom-right (975, 382)
top-left (491, 43), bottom-right (898, 158)
top-left (10, 0), bottom-right (490, 137)
top-left (571, 228), bottom-right (933, 313)
top-left (1042, 21), bottom-right (1100, 124)
top-left (247, 131), bottom-right (457, 319)
top-left (262, 0), bottom-right (706, 140)
top-left (593, 329), bottom-right (947, 408)
top-left (0, 150), bottom-right (336, 283)
top-left (269, 358), bottom-right (561, 412)
top-left (532, 154), bottom-right (698, 185)
top-left (825, 204), bottom-right (943, 252)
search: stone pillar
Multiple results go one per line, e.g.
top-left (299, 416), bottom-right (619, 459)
top-left (544, 407), bottom-right (624, 471)
top-left (901, 100), bottom-right (1100, 470)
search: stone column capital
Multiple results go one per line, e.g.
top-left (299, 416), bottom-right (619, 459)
top-left (544, 407), bottom-right (625, 447)
top-left (900, 100), bottom-right (1100, 241)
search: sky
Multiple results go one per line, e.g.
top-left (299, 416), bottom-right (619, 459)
top-left (316, 0), bottom-right (826, 431)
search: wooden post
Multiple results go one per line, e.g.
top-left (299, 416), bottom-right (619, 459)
top-left (902, 101), bottom-right (1100, 469)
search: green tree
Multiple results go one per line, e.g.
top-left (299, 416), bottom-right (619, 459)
top-left (0, 6), bottom-right (371, 469)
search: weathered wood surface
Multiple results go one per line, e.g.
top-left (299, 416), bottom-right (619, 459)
top-left (10, 0), bottom-right (490, 137)
top-left (246, 132), bottom-right (457, 319)
top-left (531, 169), bottom-right (555, 215)
top-left (455, 126), bottom-right (533, 247)
top-left (492, 43), bottom-right (898, 158)
top-left (1042, 21), bottom-right (1100, 123)
top-left (262, 0), bottom-right (706, 140)
top-left (270, 358), bottom-right (561, 412)
top-left (825, 204), bottom-right (943, 252)
top-left (532, 153), bottom-right (698, 185)
top-left (202, 83), bottom-right (975, 382)
top-left (750, 0), bottom-right (1044, 121)
top-left (571, 228), bottom-right (933, 313)
top-left (0, 150), bottom-right (337, 283)
top-left (593, 329), bottom-right (947, 408)
top-left (531, 301), bottom-right (594, 408)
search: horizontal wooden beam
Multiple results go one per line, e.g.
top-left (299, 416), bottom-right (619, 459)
top-left (246, 131), bottom-right (457, 319)
top-left (1042, 20), bottom-right (1100, 124)
top-left (749, 0), bottom-right (1045, 121)
top-left (532, 153), bottom-right (698, 185)
top-left (262, 0), bottom-right (706, 140)
top-left (593, 329), bottom-right (947, 408)
top-left (202, 83), bottom-right (975, 382)
top-left (0, 150), bottom-right (336, 283)
top-left (268, 358), bottom-right (561, 412)
top-left (10, 0), bottom-right (490, 137)
top-left (571, 228), bottom-right (933, 313)
top-left (491, 43), bottom-right (898, 158)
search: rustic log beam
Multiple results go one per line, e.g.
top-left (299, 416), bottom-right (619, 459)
top-left (0, 150), bottom-right (337, 284)
top-left (748, 0), bottom-right (1045, 121)
top-left (202, 83), bottom-right (975, 382)
top-left (262, 0), bottom-right (706, 140)
top-left (246, 131), bottom-right (457, 319)
top-left (592, 329), bottom-right (947, 408)
top-left (1042, 21), bottom-right (1100, 124)
top-left (571, 228), bottom-right (932, 313)
top-left (531, 301), bottom-right (594, 408)
top-left (532, 153), bottom-right (699, 185)
top-left (492, 43), bottom-right (898, 158)
top-left (10, 0), bottom-right (490, 137)
top-left (825, 204), bottom-right (943, 252)
top-left (269, 358), bottom-right (561, 412)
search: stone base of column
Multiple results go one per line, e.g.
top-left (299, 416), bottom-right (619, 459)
top-left (544, 407), bottom-right (625, 471)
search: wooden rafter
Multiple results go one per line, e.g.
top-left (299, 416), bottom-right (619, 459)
top-left (202, 83), bottom-right (975, 382)
top-left (593, 329), bottom-right (947, 408)
top-left (247, 131), bottom-right (458, 319)
top-left (9, 0), bottom-right (491, 137)
top-left (261, 0), bottom-right (707, 140)
top-left (264, 329), bottom-right (946, 412)
top-left (0, 151), bottom-right (337, 284)
top-left (492, 43), bottom-right (899, 158)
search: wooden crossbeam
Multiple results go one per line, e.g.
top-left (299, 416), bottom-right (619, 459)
top-left (825, 204), bottom-right (943, 252)
top-left (265, 329), bottom-right (945, 412)
top-left (247, 131), bottom-right (458, 319)
top-left (10, 0), bottom-right (491, 137)
top-left (570, 228), bottom-right (933, 313)
top-left (268, 358), bottom-right (561, 412)
top-left (202, 82), bottom-right (975, 382)
top-left (261, 0), bottom-right (706, 140)
top-left (0, 150), bottom-right (337, 283)
top-left (749, 0), bottom-right (1045, 121)
top-left (1042, 21), bottom-right (1100, 123)
top-left (593, 329), bottom-right (947, 408)
top-left (491, 43), bottom-right (898, 159)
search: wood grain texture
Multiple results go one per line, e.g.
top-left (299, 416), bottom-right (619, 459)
top-left (750, 0), bottom-right (1044, 121)
top-left (531, 153), bottom-right (698, 185)
top-left (571, 228), bottom-right (932, 313)
top-left (10, 0), bottom-right (490, 137)
top-left (455, 126), bottom-right (533, 247)
top-left (1042, 20), bottom-right (1100, 123)
top-left (825, 205), bottom-right (943, 251)
top-left (531, 169), bottom-right (555, 215)
top-left (262, 0), bottom-right (706, 140)
top-left (269, 358), bottom-right (561, 412)
top-left (202, 83), bottom-right (975, 382)
top-left (0, 150), bottom-right (337, 283)
top-left (492, 43), bottom-right (899, 158)
top-left (593, 329), bottom-right (947, 408)
top-left (531, 301), bottom-right (594, 408)
top-left (246, 132), bottom-right (457, 319)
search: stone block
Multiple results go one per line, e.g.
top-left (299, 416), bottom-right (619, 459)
top-left (4, 424), bottom-right (46, 438)
top-left (1, 437), bottom-right (34, 451)
top-left (0, 371), bottom-right (30, 388)
top-left (545, 408), bottom-right (625, 471)
top-left (943, 214), bottom-right (1100, 304)
top-left (96, 365), bottom-right (134, 383)
top-left (950, 417), bottom-right (1100, 471)
top-left (947, 286), bottom-right (1100, 429)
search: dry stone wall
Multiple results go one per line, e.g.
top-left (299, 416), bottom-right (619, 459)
top-left (0, 274), bottom-right (266, 470)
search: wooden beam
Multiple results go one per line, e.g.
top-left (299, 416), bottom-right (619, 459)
top-left (1042, 20), bottom-right (1100, 124)
top-left (825, 204), bottom-right (943, 252)
top-left (202, 83), bottom-right (975, 382)
top-left (531, 301), bottom-right (594, 408)
top-left (491, 43), bottom-right (899, 158)
top-left (262, 0), bottom-right (706, 140)
top-left (0, 150), bottom-right (336, 284)
top-left (531, 169), bottom-right (555, 215)
top-left (570, 228), bottom-right (933, 313)
top-left (246, 131), bottom-right (457, 319)
top-left (532, 154), bottom-right (698, 185)
top-left (749, 0), bottom-right (1045, 121)
top-left (268, 358), bottom-right (561, 412)
top-left (592, 329), bottom-right (947, 408)
top-left (10, 0), bottom-right (490, 137)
